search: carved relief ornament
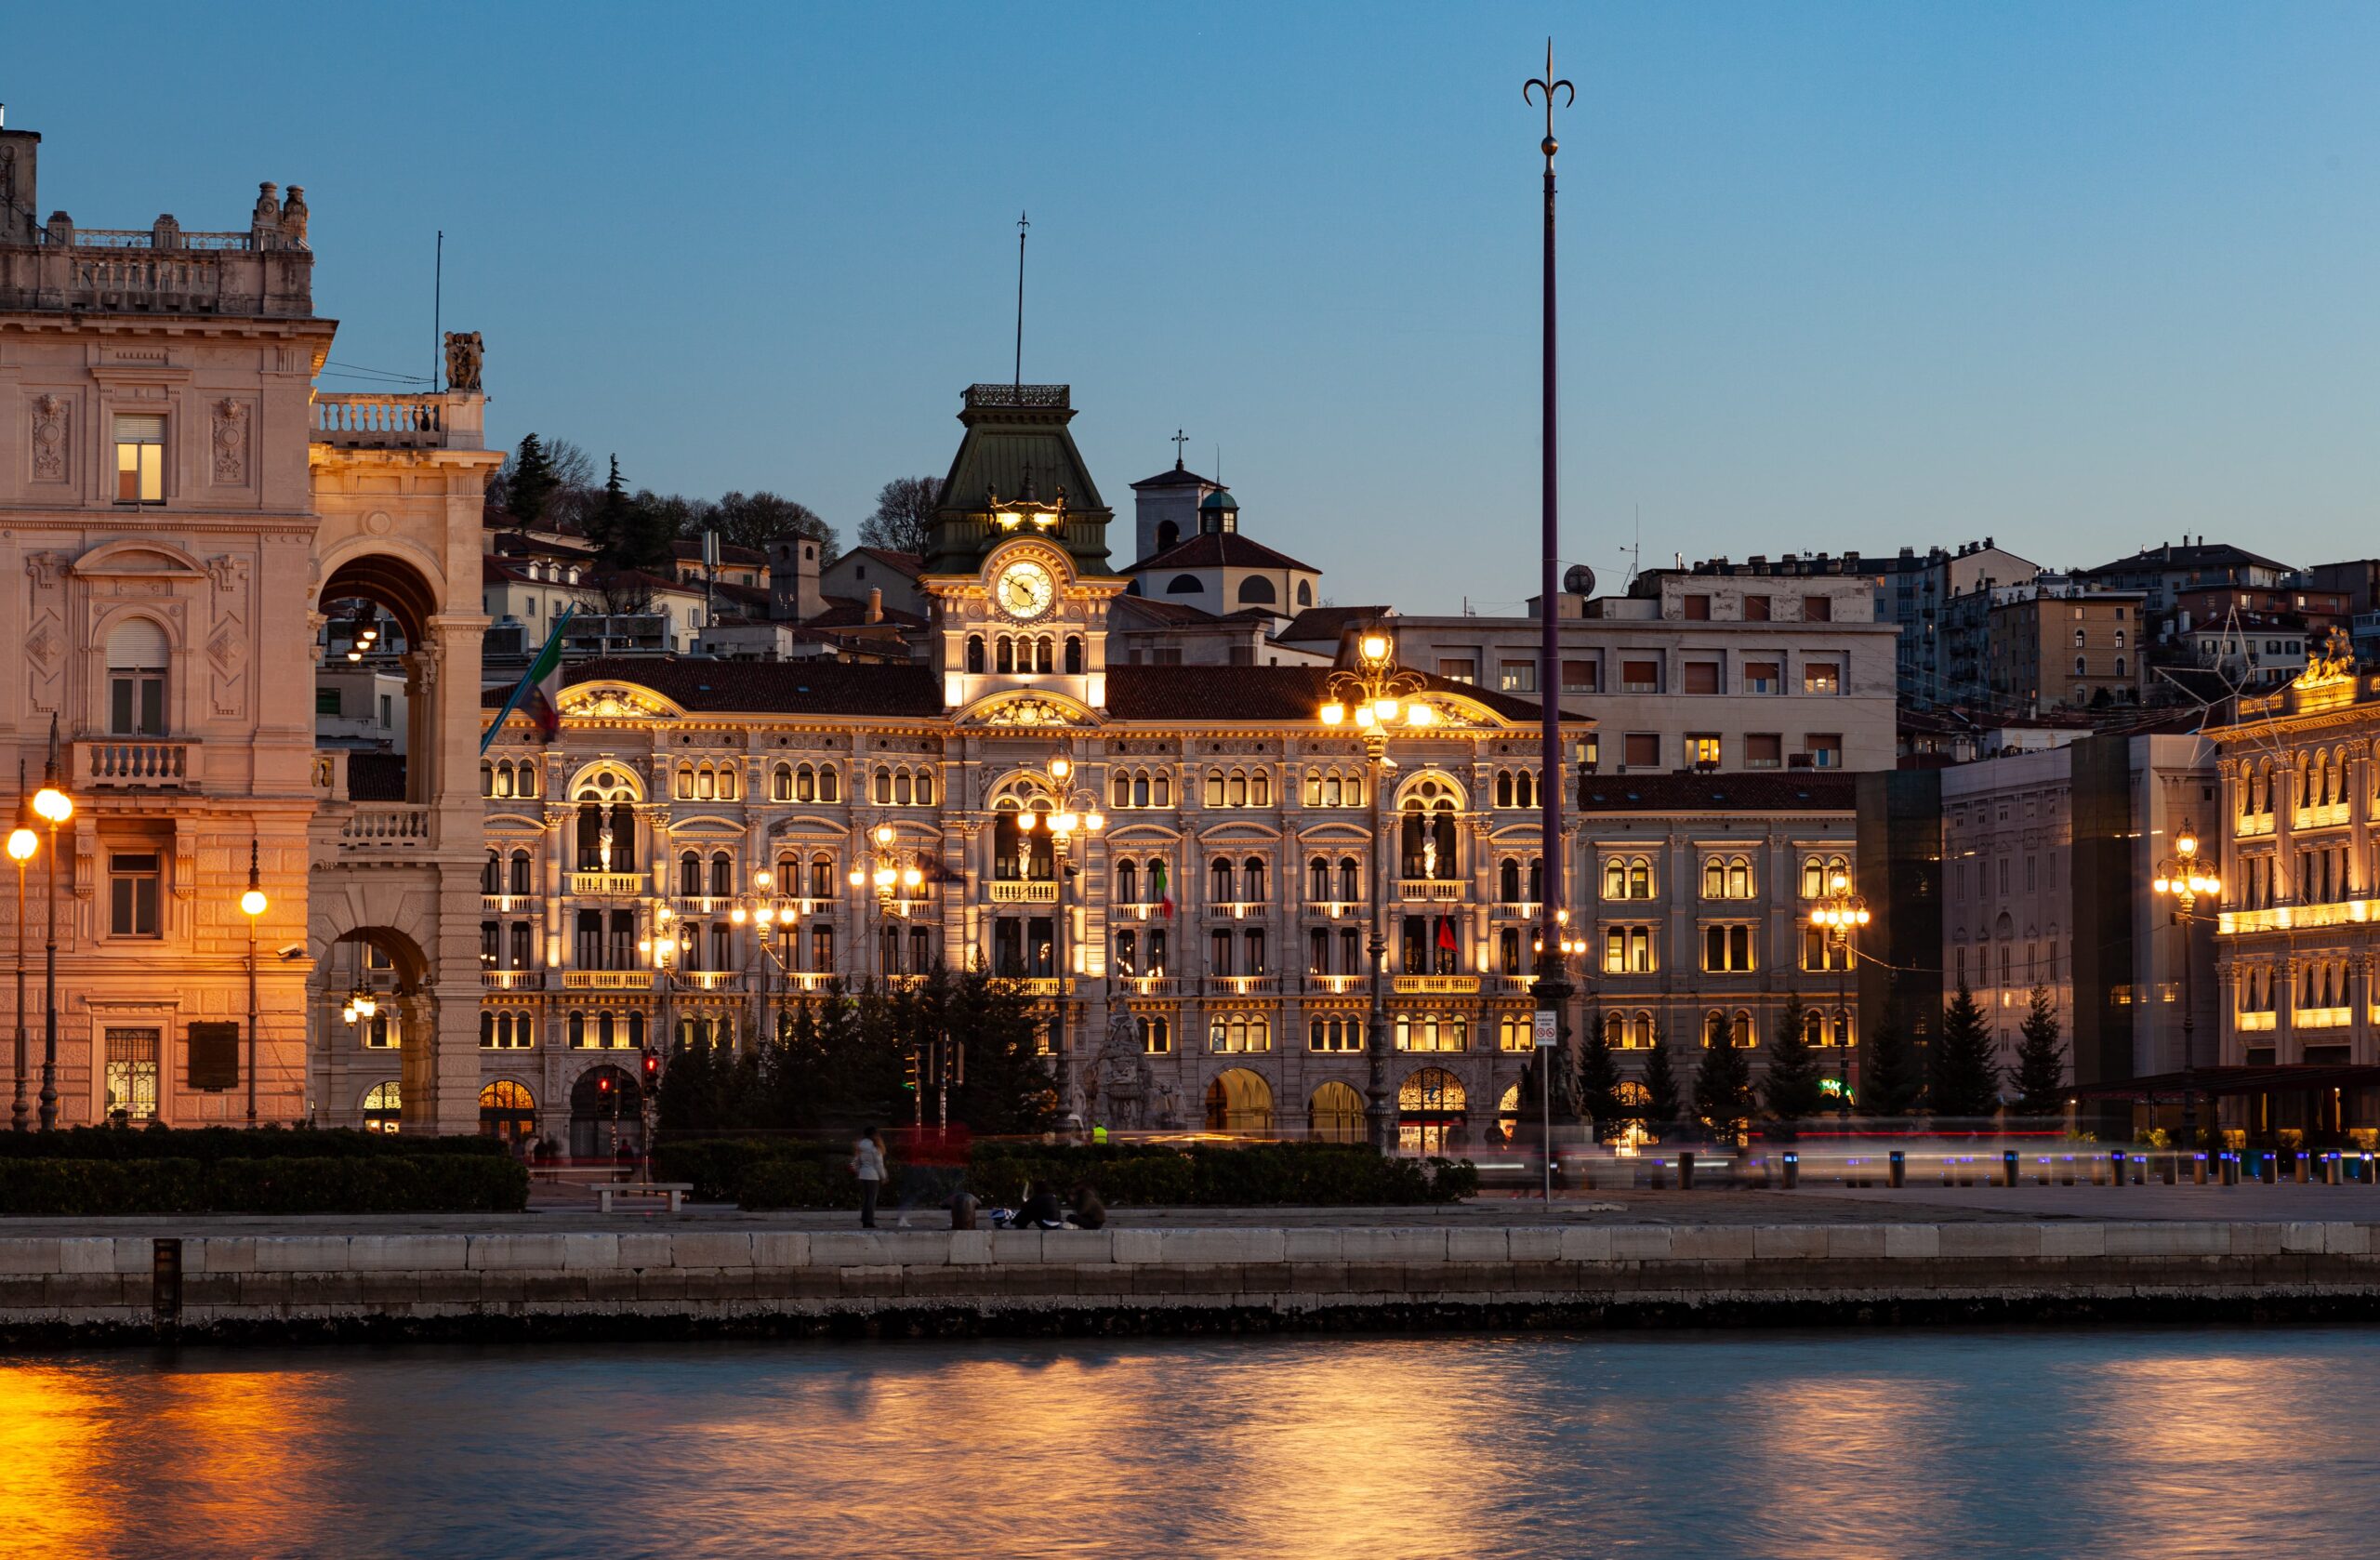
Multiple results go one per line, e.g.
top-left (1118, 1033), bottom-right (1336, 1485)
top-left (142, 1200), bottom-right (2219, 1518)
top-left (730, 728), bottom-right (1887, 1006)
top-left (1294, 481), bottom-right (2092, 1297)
top-left (31, 396), bottom-right (67, 481)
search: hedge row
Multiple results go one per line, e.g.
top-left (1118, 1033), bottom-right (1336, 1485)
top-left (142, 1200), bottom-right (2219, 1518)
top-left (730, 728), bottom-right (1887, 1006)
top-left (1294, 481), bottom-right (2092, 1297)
top-left (0, 1155), bottom-right (530, 1215)
top-left (655, 1138), bottom-right (1477, 1210)
top-left (0, 1126), bottom-right (510, 1162)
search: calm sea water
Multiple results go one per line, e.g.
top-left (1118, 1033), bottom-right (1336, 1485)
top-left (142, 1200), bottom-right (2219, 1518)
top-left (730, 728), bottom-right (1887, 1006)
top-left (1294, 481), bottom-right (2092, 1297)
top-left (2, 1328), bottom-right (2372, 1559)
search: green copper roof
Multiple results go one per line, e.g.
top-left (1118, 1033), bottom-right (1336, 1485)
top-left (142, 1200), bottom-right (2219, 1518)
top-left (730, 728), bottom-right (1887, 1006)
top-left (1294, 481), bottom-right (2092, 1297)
top-left (923, 384), bottom-right (1115, 576)
top-left (1198, 486), bottom-right (1237, 510)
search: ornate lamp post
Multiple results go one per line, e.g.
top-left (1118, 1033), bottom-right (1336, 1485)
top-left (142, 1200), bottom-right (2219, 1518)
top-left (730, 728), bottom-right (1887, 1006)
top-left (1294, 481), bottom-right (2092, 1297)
top-left (1017, 753), bottom-right (1104, 1129)
top-left (2152, 831), bottom-right (2220, 1156)
top-left (846, 824), bottom-right (908, 981)
top-left (727, 866), bottom-right (800, 1046)
top-left (33, 718), bottom-right (73, 1130)
top-left (8, 788), bottom-right (33, 1132)
top-left (240, 840), bottom-right (269, 1125)
top-left (1809, 871), bottom-right (1870, 1117)
top-left (638, 923), bottom-right (680, 1170)
top-left (1320, 632), bottom-right (1431, 1152)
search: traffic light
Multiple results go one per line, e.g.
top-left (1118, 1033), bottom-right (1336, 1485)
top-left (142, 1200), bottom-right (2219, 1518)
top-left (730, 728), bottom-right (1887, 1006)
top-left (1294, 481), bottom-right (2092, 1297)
top-left (596, 1074), bottom-right (613, 1099)
top-left (641, 1048), bottom-right (659, 1085)
top-left (904, 1050), bottom-right (919, 1092)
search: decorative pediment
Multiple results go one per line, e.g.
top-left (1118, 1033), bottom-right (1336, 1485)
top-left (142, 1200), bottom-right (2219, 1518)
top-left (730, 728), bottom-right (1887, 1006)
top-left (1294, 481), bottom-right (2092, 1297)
top-left (966, 692), bottom-right (1095, 729)
top-left (1404, 693), bottom-right (1497, 731)
top-left (559, 683), bottom-right (682, 721)
top-left (72, 540), bottom-right (206, 578)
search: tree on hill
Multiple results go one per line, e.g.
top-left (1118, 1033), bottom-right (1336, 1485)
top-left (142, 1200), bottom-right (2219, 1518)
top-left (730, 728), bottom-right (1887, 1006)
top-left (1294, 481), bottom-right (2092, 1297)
top-left (2010, 985), bottom-right (2069, 1117)
top-left (1642, 1024), bottom-right (1685, 1133)
top-left (1860, 1013), bottom-right (1923, 1119)
top-left (1930, 983), bottom-right (2003, 1120)
top-left (859, 474), bottom-right (941, 557)
top-left (584, 455), bottom-right (632, 562)
top-left (1692, 1028), bottom-right (1757, 1144)
top-left (1763, 995), bottom-right (1829, 1127)
top-left (715, 490), bottom-right (836, 557)
top-left (502, 432), bottom-right (559, 532)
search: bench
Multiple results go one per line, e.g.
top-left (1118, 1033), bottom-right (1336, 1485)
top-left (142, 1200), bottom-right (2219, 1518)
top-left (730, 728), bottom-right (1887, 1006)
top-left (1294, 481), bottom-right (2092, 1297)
top-left (591, 1182), bottom-right (694, 1214)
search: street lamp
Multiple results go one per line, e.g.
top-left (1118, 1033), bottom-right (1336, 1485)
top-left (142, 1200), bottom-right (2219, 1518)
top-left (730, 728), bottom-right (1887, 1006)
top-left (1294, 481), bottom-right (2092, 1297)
top-left (2152, 830), bottom-right (2220, 1157)
top-left (241, 839), bottom-right (268, 1125)
top-left (637, 926), bottom-right (679, 1173)
top-left (1809, 870), bottom-right (1871, 1118)
top-left (1018, 751), bottom-right (1104, 1130)
top-left (1319, 629), bottom-right (1429, 1152)
top-left (33, 716), bottom-right (71, 1130)
top-left (8, 784), bottom-right (34, 1132)
top-left (727, 866), bottom-right (801, 1046)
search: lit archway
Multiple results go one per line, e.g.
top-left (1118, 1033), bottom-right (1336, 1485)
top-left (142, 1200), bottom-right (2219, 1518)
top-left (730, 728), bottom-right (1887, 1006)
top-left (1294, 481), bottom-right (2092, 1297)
top-left (1204, 1067), bottom-right (1274, 1135)
top-left (1308, 1080), bottom-right (1366, 1144)
top-left (1397, 1066), bottom-right (1467, 1155)
top-left (479, 1078), bottom-right (537, 1143)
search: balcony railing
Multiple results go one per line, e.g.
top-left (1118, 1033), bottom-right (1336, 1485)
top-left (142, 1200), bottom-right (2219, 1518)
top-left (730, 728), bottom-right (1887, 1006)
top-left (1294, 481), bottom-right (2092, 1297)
top-left (1304, 974), bottom-right (1368, 996)
top-left (1489, 901), bottom-right (1540, 919)
top-left (1302, 900), bottom-right (1362, 919)
top-left (1114, 976), bottom-right (1181, 998)
top-left (569, 872), bottom-right (645, 896)
top-left (481, 895), bottom-right (539, 914)
top-left (1203, 901), bottom-right (1266, 920)
top-left (988, 879), bottom-right (1058, 904)
top-left (339, 806), bottom-right (432, 851)
top-left (311, 392), bottom-right (483, 451)
top-left (680, 972), bottom-right (746, 992)
top-left (562, 971), bottom-right (649, 991)
top-left (75, 739), bottom-right (195, 788)
top-left (2294, 802), bottom-right (2352, 830)
top-left (1205, 974), bottom-right (1280, 998)
top-left (1394, 974), bottom-right (1481, 996)
top-left (482, 971), bottom-right (543, 991)
top-left (1398, 879), bottom-right (1464, 903)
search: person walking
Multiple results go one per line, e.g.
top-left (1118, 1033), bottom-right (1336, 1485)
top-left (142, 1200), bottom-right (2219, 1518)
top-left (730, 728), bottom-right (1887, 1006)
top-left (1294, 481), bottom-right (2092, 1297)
top-left (853, 1126), bottom-right (886, 1229)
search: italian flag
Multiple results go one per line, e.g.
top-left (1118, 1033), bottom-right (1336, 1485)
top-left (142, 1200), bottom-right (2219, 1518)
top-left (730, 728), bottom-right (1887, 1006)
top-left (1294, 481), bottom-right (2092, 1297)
top-left (481, 606), bottom-right (575, 753)
top-left (1153, 860), bottom-right (1174, 918)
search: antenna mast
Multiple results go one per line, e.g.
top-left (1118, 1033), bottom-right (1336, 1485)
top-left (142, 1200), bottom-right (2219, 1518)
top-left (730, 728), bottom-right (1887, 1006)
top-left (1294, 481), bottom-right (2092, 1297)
top-left (432, 231), bottom-right (443, 393)
top-left (1013, 211), bottom-right (1028, 390)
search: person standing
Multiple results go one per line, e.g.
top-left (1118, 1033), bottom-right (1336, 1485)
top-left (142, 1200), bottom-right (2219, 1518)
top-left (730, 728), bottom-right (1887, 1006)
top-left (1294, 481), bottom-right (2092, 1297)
top-left (853, 1126), bottom-right (886, 1229)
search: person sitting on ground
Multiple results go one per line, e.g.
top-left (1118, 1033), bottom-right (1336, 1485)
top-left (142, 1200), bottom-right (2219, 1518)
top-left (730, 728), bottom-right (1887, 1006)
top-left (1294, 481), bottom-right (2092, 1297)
top-left (1067, 1183), bottom-right (1107, 1230)
top-left (1014, 1179), bottom-right (1066, 1230)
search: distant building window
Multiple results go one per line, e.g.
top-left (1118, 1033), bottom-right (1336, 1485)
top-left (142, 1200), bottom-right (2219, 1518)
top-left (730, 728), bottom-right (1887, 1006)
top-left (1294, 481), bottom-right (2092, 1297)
top-left (1804, 595), bottom-right (1831, 622)
top-left (1745, 595), bottom-right (1771, 621)
top-left (1620, 659), bottom-right (1659, 694)
top-left (113, 414), bottom-right (165, 504)
top-left (1746, 734), bottom-right (1782, 769)
top-left (1684, 663), bottom-right (1719, 695)
top-left (1498, 660), bottom-right (1535, 694)
top-left (1438, 658), bottom-right (1477, 683)
top-left (1744, 661), bottom-right (1781, 694)
top-left (1623, 733), bottom-right (1659, 769)
top-left (1805, 734), bottom-right (1843, 769)
top-left (1804, 663), bottom-right (1841, 695)
top-left (1561, 659), bottom-right (1596, 694)
top-left (1689, 734), bottom-right (1721, 767)
top-left (1166, 575), bottom-right (1204, 595)
top-left (1236, 576), bottom-right (1277, 605)
top-left (107, 618), bottom-right (169, 737)
top-left (1682, 594), bottom-right (1712, 620)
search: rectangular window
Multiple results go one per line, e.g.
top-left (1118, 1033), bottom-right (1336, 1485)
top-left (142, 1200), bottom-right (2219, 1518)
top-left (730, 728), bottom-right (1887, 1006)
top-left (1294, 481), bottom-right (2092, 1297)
top-left (1683, 663), bottom-right (1720, 695)
top-left (1688, 734), bottom-right (1721, 767)
top-left (1803, 663), bottom-right (1841, 694)
top-left (110, 670), bottom-right (165, 736)
top-left (1805, 595), bottom-right (1832, 622)
top-left (1682, 593), bottom-right (1712, 620)
top-left (315, 689), bottom-right (342, 716)
top-left (1623, 733), bottom-right (1659, 769)
top-left (110, 853), bottom-right (162, 937)
top-left (1498, 659), bottom-right (1535, 694)
top-left (1745, 661), bottom-right (1781, 694)
top-left (1620, 659), bottom-right (1659, 694)
top-left (379, 694), bottom-right (393, 728)
top-left (1802, 927), bottom-right (1852, 972)
top-left (1561, 659), bottom-right (1597, 694)
top-left (1805, 734), bottom-right (1842, 769)
top-left (1437, 657), bottom-right (1476, 683)
top-left (1603, 924), bottom-right (1655, 974)
top-left (113, 414), bottom-right (165, 504)
top-left (1745, 594), bottom-right (1772, 621)
top-left (105, 1027), bottom-right (160, 1121)
top-left (1702, 924), bottom-right (1754, 972)
top-left (1746, 734), bottom-right (1782, 769)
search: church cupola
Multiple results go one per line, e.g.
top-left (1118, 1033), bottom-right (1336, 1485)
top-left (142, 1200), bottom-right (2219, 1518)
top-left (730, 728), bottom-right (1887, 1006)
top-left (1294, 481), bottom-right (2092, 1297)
top-left (1197, 486), bottom-right (1238, 535)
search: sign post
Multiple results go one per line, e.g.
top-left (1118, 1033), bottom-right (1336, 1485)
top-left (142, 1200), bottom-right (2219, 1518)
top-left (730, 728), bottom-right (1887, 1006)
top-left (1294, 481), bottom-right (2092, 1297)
top-left (1533, 1010), bottom-right (1559, 1203)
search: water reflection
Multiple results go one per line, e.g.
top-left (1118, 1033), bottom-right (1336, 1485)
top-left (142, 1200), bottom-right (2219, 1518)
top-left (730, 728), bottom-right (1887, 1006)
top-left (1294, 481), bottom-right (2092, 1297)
top-left (1, 1329), bottom-right (2375, 1559)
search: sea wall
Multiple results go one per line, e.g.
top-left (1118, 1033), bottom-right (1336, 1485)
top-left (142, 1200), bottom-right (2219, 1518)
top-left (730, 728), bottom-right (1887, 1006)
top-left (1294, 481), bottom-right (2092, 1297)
top-left (5, 1222), bottom-right (2378, 1343)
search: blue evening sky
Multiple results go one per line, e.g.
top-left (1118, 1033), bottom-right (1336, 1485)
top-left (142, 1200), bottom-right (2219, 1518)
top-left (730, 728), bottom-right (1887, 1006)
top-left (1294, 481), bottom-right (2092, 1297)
top-left (12, 2), bottom-right (2379, 609)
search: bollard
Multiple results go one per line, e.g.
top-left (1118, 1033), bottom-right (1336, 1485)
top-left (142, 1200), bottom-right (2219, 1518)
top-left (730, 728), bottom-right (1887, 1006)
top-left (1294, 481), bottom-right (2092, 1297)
top-left (1888, 1149), bottom-right (1906, 1189)
top-left (2325, 1153), bottom-right (2344, 1186)
top-left (2221, 1152), bottom-right (2239, 1185)
top-left (2192, 1152), bottom-right (2207, 1186)
top-left (2110, 1150), bottom-right (2126, 1186)
top-left (1782, 1150), bottom-right (1800, 1189)
top-left (1677, 1150), bottom-right (1696, 1190)
top-left (2295, 1151), bottom-right (2311, 1184)
top-left (2260, 1152), bottom-right (2279, 1185)
top-left (2003, 1149), bottom-right (2020, 1187)
top-left (152, 1237), bottom-right (183, 1328)
top-left (2365, 1152), bottom-right (2377, 1187)
top-left (2160, 1153), bottom-right (2176, 1186)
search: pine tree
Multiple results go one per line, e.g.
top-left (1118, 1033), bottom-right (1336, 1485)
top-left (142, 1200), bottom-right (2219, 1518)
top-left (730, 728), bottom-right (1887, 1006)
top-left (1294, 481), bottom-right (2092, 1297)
top-left (1763, 994), bottom-right (1829, 1127)
top-left (1692, 1025), bottom-right (1758, 1144)
top-left (1859, 1012), bottom-right (1923, 1118)
top-left (617, 489), bottom-right (682, 574)
top-left (2011, 985), bottom-right (2069, 1117)
top-left (507, 432), bottom-right (559, 532)
top-left (1930, 982), bottom-right (2003, 1121)
top-left (1642, 1025), bottom-right (1685, 1132)
top-left (585, 454), bottom-right (631, 562)
top-left (945, 966), bottom-right (1059, 1134)
top-left (1573, 1011), bottom-right (1625, 1138)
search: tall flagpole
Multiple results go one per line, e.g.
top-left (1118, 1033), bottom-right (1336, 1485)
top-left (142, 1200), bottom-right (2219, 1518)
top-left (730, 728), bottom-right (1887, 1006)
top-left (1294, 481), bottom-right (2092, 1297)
top-left (1525, 43), bottom-right (1577, 1168)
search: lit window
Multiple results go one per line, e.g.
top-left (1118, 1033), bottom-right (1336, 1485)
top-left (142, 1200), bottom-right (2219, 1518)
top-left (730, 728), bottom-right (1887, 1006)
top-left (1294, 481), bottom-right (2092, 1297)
top-left (113, 414), bottom-right (165, 504)
top-left (110, 853), bottom-right (163, 937)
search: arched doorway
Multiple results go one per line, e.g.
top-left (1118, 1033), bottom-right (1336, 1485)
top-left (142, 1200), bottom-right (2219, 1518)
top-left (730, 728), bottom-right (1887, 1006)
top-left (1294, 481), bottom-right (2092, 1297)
top-left (1308, 1080), bottom-right (1366, 1144)
top-left (1204, 1067), bottom-right (1274, 1135)
top-left (1398, 1067), bottom-right (1467, 1155)
top-left (569, 1064), bottom-right (643, 1160)
top-left (480, 1079), bottom-right (537, 1143)
top-left (361, 1079), bottom-right (403, 1134)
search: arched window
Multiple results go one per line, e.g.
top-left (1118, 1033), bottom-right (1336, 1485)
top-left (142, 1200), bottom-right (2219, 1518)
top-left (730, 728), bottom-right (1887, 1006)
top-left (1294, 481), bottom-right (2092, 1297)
top-left (1297, 580), bottom-right (1314, 607)
top-left (967, 635), bottom-right (985, 673)
top-left (1035, 637), bottom-right (1053, 673)
top-left (673, 764), bottom-right (694, 800)
top-left (1734, 1010), bottom-right (1755, 1048)
top-left (718, 766), bottom-right (736, 801)
top-left (1252, 771), bottom-right (1271, 806)
top-left (1228, 773), bottom-right (1248, 807)
top-left (1205, 773), bottom-right (1223, 807)
top-left (2114, 655), bottom-right (2127, 678)
top-left (509, 850), bottom-right (533, 896)
top-left (1153, 773), bottom-right (1170, 807)
top-left (895, 771), bottom-right (913, 805)
top-left (105, 617), bottom-right (170, 737)
top-left (1166, 574), bottom-right (1205, 595)
top-left (1527, 857), bottom-right (1544, 902)
top-left (916, 772), bottom-right (935, 806)
top-left (1134, 773), bottom-right (1152, 807)
top-left (1516, 771), bottom-right (1534, 810)
top-left (709, 853), bottom-right (733, 897)
top-left (2074, 656), bottom-right (2086, 676)
top-left (1605, 858), bottom-right (1626, 900)
top-left (1236, 575), bottom-right (1277, 605)
top-left (1310, 858), bottom-right (1331, 902)
top-left (482, 851), bottom-right (502, 895)
top-left (1112, 773), bottom-right (1130, 808)
top-left (1340, 857), bottom-right (1359, 901)
top-left (1243, 856), bottom-right (1267, 902)
top-left (493, 762), bottom-right (514, 799)
top-left (678, 851), bottom-right (700, 896)
top-left (996, 638), bottom-right (1015, 673)
top-left (818, 767), bottom-right (839, 802)
top-left (1210, 858), bottom-right (1235, 903)
top-left (1117, 858), bottom-right (1139, 905)
top-left (773, 764), bottom-right (794, 801)
top-left (1497, 772), bottom-right (1514, 808)
top-left (1065, 636), bottom-right (1084, 674)
top-left (1500, 858), bottom-right (1522, 903)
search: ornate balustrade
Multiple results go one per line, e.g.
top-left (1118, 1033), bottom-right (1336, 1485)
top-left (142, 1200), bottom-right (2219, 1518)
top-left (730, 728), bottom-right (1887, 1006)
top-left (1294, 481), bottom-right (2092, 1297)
top-left (74, 739), bottom-right (195, 788)
top-left (987, 879), bottom-right (1058, 904)
top-left (1398, 879), bottom-right (1465, 903)
top-left (339, 806), bottom-right (432, 851)
top-left (312, 392), bottom-right (468, 449)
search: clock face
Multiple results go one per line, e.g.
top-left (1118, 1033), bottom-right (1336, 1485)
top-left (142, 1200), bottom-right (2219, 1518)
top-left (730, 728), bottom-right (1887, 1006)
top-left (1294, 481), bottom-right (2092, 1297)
top-left (996, 560), bottom-right (1056, 621)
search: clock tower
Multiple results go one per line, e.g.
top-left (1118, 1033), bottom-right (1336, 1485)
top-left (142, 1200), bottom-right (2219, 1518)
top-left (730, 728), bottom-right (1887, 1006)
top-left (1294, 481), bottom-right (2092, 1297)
top-left (919, 383), bottom-right (1124, 716)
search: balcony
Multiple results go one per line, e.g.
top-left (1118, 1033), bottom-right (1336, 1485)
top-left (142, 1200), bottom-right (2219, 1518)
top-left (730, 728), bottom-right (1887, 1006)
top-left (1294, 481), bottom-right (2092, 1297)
top-left (1399, 879), bottom-right (1463, 903)
top-left (2294, 802), bottom-right (2352, 831)
top-left (1114, 976), bottom-right (1181, 998)
top-left (1203, 901), bottom-right (1266, 921)
top-left (569, 871), bottom-right (645, 897)
top-left (1489, 901), bottom-right (1540, 919)
top-left (680, 972), bottom-right (746, 992)
top-left (988, 879), bottom-right (1058, 904)
top-left (1302, 900), bottom-right (1362, 919)
top-left (2218, 899), bottom-right (2379, 935)
top-left (339, 805), bottom-right (432, 853)
top-left (1483, 975), bottom-right (1538, 996)
top-left (74, 739), bottom-right (196, 789)
top-left (671, 896), bottom-right (735, 917)
top-left (2294, 1006), bottom-right (2350, 1030)
top-left (0, 218), bottom-right (312, 317)
top-left (481, 895), bottom-right (539, 914)
top-left (1303, 974), bottom-right (1368, 997)
top-left (1394, 974), bottom-right (1481, 996)
top-left (2235, 1011), bottom-right (2277, 1032)
top-left (1205, 974), bottom-right (1279, 998)
top-left (562, 971), bottom-right (649, 991)
top-left (2235, 812), bottom-right (2275, 839)
top-left (1011, 977), bottom-right (1075, 997)
top-left (312, 391), bottom-right (483, 451)
top-left (482, 971), bottom-right (543, 991)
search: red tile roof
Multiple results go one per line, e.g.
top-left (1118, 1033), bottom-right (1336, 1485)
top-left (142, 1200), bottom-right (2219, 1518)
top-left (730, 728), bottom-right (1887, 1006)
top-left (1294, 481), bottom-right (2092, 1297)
top-left (1126, 532), bottom-right (1317, 575)
top-left (1276, 605), bottom-right (1393, 643)
top-left (839, 547), bottom-right (925, 578)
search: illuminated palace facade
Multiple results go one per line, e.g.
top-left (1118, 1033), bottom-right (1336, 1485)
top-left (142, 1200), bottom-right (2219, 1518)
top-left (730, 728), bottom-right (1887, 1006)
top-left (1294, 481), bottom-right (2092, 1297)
top-left (319, 384), bottom-right (1585, 1150)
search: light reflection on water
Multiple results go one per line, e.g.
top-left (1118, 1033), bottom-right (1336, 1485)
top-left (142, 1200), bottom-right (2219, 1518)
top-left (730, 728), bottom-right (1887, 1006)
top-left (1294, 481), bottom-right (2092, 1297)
top-left (2, 1329), bottom-right (2375, 1559)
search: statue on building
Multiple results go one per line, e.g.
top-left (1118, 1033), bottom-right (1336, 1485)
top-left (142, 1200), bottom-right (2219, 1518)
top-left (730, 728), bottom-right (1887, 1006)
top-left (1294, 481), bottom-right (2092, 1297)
top-left (443, 331), bottom-right (483, 393)
top-left (281, 185), bottom-right (309, 246)
top-left (1421, 836), bottom-right (1438, 880)
top-left (1089, 1008), bottom-right (1149, 1130)
top-left (598, 827), bottom-right (615, 873)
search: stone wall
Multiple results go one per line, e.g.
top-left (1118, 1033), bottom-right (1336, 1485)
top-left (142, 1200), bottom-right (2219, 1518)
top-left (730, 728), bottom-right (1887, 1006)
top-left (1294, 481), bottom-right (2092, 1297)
top-left (4, 1222), bottom-right (2378, 1343)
